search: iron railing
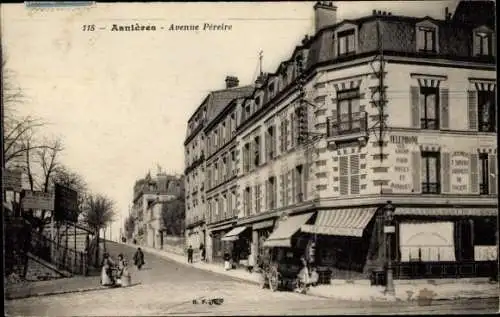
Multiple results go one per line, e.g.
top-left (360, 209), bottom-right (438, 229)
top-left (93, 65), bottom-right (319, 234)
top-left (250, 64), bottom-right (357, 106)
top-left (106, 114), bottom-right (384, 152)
top-left (326, 112), bottom-right (367, 137)
top-left (394, 260), bottom-right (497, 279)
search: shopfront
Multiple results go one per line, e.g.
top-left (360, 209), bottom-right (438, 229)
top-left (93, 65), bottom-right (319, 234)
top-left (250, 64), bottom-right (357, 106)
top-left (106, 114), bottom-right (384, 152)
top-left (221, 226), bottom-right (252, 266)
top-left (209, 223), bottom-right (235, 263)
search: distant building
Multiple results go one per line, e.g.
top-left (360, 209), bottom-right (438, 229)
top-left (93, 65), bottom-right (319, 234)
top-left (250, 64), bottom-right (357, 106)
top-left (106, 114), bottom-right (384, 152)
top-left (131, 171), bottom-right (183, 248)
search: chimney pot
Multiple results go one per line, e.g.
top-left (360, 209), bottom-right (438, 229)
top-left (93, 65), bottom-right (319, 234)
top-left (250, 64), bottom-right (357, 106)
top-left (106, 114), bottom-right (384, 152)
top-left (378, 10), bottom-right (382, 15)
top-left (388, 12), bottom-right (392, 16)
top-left (373, 9), bottom-right (377, 15)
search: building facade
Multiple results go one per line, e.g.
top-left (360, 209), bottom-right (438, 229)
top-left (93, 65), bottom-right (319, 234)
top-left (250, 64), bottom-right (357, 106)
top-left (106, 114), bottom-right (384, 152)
top-left (131, 172), bottom-right (183, 247)
top-left (184, 77), bottom-right (254, 257)
top-left (193, 0), bottom-right (497, 281)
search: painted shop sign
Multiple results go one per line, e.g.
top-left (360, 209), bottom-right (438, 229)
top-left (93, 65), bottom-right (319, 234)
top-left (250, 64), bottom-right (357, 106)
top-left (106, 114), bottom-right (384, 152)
top-left (450, 151), bottom-right (469, 193)
top-left (389, 135), bottom-right (417, 192)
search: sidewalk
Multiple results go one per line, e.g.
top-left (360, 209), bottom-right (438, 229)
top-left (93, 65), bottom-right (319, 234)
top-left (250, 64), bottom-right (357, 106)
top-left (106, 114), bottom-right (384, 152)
top-left (5, 275), bottom-right (104, 300)
top-left (136, 243), bottom-right (499, 302)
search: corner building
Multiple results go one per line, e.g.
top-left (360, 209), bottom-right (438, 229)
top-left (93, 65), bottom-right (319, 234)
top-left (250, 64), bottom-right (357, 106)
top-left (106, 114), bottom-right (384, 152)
top-left (200, 1), bottom-right (497, 282)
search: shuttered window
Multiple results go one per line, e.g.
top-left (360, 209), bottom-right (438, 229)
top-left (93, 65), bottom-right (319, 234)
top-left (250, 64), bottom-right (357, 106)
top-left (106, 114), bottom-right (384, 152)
top-left (412, 151), bottom-right (421, 193)
top-left (279, 174), bottom-right (285, 207)
top-left (286, 170), bottom-right (292, 206)
top-left (291, 169), bottom-right (296, 204)
top-left (440, 88), bottom-right (449, 129)
top-left (410, 86), bottom-right (420, 128)
top-left (255, 185), bottom-right (261, 214)
top-left (279, 121), bottom-right (285, 153)
top-left (441, 152), bottom-right (451, 193)
top-left (284, 119), bottom-right (290, 151)
top-left (350, 155), bottom-right (360, 194)
top-left (339, 156), bottom-right (349, 195)
top-left (468, 90), bottom-right (478, 130)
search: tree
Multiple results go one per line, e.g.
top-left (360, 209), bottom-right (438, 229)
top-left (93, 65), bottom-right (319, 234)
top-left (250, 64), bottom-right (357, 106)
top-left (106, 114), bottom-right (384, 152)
top-left (161, 197), bottom-right (185, 237)
top-left (51, 164), bottom-right (88, 216)
top-left (82, 193), bottom-right (116, 266)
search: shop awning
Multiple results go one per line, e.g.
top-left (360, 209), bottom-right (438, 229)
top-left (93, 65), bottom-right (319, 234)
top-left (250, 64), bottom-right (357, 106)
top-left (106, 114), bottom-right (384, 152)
top-left (221, 226), bottom-right (248, 241)
top-left (263, 212), bottom-right (314, 248)
top-left (301, 208), bottom-right (377, 237)
top-left (252, 220), bottom-right (275, 230)
top-left (395, 208), bottom-right (498, 217)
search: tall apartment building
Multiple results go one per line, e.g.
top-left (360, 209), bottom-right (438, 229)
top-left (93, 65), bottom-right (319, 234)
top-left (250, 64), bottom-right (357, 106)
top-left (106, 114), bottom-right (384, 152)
top-left (184, 77), bottom-right (254, 254)
top-left (195, 0), bottom-right (497, 281)
top-left (131, 171), bottom-right (183, 247)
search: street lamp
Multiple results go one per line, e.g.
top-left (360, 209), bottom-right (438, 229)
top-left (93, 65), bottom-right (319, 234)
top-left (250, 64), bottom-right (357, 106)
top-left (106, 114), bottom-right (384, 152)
top-left (384, 200), bottom-right (396, 296)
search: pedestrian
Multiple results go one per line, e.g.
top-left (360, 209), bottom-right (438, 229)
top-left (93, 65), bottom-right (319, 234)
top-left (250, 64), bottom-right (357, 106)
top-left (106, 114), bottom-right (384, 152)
top-left (133, 247), bottom-right (145, 270)
top-left (187, 245), bottom-right (194, 263)
top-left (101, 253), bottom-right (115, 286)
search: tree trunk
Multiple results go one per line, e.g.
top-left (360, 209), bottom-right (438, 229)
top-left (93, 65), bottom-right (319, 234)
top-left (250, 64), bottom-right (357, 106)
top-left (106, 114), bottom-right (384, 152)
top-left (95, 229), bottom-right (100, 267)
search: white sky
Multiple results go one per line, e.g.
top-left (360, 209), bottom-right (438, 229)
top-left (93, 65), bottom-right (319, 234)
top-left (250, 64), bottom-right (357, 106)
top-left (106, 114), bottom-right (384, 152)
top-left (1, 1), bottom-right (459, 240)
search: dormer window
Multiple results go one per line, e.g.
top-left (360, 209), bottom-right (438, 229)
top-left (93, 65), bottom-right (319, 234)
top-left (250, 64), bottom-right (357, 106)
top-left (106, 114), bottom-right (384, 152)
top-left (268, 82), bottom-right (275, 96)
top-left (417, 26), bottom-right (436, 52)
top-left (255, 96), bottom-right (261, 108)
top-left (474, 31), bottom-right (493, 56)
top-left (337, 29), bottom-right (356, 56)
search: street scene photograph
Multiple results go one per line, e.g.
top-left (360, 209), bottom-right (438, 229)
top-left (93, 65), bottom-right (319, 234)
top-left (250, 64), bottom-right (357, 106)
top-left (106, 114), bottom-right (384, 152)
top-left (2, 1), bottom-right (498, 316)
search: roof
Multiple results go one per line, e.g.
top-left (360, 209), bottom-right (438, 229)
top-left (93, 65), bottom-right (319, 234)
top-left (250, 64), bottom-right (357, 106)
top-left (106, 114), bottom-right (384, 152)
top-left (205, 85), bottom-right (254, 122)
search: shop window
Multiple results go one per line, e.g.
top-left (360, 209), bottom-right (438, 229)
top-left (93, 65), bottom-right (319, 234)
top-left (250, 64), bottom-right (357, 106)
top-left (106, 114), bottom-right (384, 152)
top-left (474, 218), bottom-right (497, 246)
top-left (421, 151), bottom-right (440, 194)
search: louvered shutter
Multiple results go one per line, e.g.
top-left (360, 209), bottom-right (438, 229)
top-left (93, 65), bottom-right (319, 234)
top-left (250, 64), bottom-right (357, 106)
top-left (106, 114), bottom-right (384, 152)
top-left (441, 152), bottom-right (451, 193)
top-left (291, 168), bottom-right (296, 204)
top-left (489, 154), bottom-right (497, 195)
top-left (339, 156), bottom-right (349, 195)
top-left (440, 88), bottom-right (449, 129)
top-left (265, 132), bottom-right (270, 162)
top-left (279, 121), bottom-right (284, 153)
top-left (284, 119), bottom-right (290, 151)
top-left (470, 153), bottom-right (479, 194)
top-left (286, 171), bottom-right (292, 205)
top-left (410, 86), bottom-right (420, 128)
top-left (265, 181), bottom-right (270, 210)
top-left (468, 90), bottom-right (478, 130)
top-left (279, 174), bottom-right (285, 207)
top-left (411, 151), bottom-right (421, 193)
top-left (303, 164), bottom-right (309, 201)
top-left (290, 113), bottom-right (295, 148)
top-left (350, 155), bottom-right (360, 195)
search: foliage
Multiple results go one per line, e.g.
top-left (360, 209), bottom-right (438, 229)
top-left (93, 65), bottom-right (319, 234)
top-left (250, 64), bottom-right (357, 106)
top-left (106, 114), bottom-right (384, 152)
top-left (161, 197), bottom-right (185, 236)
top-left (124, 215), bottom-right (135, 239)
top-left (82, 193), bottom-right (116, 231)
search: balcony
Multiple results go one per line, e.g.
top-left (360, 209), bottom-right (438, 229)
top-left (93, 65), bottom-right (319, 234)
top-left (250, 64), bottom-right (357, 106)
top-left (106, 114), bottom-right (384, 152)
top-left (326, 112), bottom-right (368, 149)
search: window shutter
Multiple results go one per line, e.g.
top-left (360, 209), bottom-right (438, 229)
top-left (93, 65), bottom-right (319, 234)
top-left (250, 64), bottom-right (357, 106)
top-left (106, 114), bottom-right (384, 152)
top-left (411, 151), bottom-right (421, 193)
top-left (470, 153), bottom-right (479, 194)
top-left (280, 174), bottom-right (285, 207)
top-left (285, 119), bottom-right (290, 150)
top-left (291, 169), bottom-right (296, 204)
top-left (279, 122), bottom-right (284, 153)
top-left (339, 156), bottom-right (349, 195)
top-left (350, 155), bottom-right (360, 195)
top-left (440, 88), bottom-right (449, 129)
top-left (265, 132), bottom-right (270, 162)
top-left (441, 152), bottom-right (451, 193)
top-left (265, 182), bottom-right (270, 210)
top-left (303, 164), bottom-right (309, 201)
top-left (489, 154), bottom-right (497, 195)
top-left (290, 113), bottom-right (295, 148)
top-left (468, 90), bottom-right (478, 130)
top-left (410, 86), bottom-right (420, 128)
top-left (286, 171), bottom-right (292, 205)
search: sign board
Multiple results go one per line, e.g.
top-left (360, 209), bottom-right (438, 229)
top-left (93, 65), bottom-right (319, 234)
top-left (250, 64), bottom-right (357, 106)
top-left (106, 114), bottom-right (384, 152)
top-left (3, 169), bottom-right (22, 192)
top-left (54, 184), bottom-right (79, 222)
top-left (384, 225), bottom-right (396, 233)
top-left (21, 191), bottom-right (54, 210)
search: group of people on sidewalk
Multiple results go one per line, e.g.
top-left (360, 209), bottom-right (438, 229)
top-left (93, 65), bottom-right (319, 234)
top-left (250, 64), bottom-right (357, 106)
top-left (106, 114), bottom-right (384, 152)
top-left (187, 244), bottom-right (206, 264)
top-left (101, 247), bottom-right (145, 287)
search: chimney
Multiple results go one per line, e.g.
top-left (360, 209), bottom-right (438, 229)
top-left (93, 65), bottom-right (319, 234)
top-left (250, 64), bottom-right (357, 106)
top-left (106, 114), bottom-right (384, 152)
top-left (314, 1), bottom-right (338, 33)
top-left (372, 9), bottom-right (377, 15)
top-left (225, 76), bottom-right (239, 89)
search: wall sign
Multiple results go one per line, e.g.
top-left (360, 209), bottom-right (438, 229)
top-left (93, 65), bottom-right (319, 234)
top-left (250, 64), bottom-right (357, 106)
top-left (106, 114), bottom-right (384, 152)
top-left (450, 152), bottom-right (469, 193)
top-left (389, 135), bottom-right (417, 193)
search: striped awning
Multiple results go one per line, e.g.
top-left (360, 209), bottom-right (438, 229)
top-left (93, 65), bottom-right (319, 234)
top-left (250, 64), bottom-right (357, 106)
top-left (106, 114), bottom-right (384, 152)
top-left (395, 208), bottom-right (498, 217)
top-left (221, 226), bottom-right (248, 241)
top-left (263, 212), bottom-right (314, 248)
top-left (301, 208), bottom-right (377, 237)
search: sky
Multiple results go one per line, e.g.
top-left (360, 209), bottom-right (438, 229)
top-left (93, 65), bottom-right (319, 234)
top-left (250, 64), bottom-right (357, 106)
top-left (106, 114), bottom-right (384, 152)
top-left (1, 1), bottom-right (460, 241)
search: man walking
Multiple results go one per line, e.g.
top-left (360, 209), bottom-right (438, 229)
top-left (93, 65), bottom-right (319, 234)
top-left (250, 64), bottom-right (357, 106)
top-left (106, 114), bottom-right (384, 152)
top-left (187, 245), bottom-right (194, 263)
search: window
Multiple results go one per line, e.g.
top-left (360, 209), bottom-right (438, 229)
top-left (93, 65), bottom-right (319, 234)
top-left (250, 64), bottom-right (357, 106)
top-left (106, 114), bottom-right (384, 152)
top-left (417, 26), bottom-right (436, 52)
top-left (244, 187), bottom-right (252, 216)
top-left (475, 32), bottom-right (492, 56)
top-left (266, 126), bottom-right (276, 160)
top-left (295, 165), bottom-right (305, 202)
top-left (267, 176), bottom-right (277, 209)
top-left (255, 96), bottom-right (261, 108)
top-left (243, 143), bottom-right (250, 172)
top-left (279, 120), bottom-right (286, 153)
top-left (420, 87), bottom-right (439, 129)
top-left (331, 89), bottom-right (361, 136)
top-left (255, 184), bottom-right (262, 214)
top-left (477, 90), bottom-right (496, 132)
top-left (479, 153), bottom-right (489, 194)
top-left (254, 136), bottom-right (261, 167)
top-left (337, 29), bottom-right (356, 56)
top-left (421, 151), bottom-right (440, 194)
top-left (268, 82), bottom-right (275, 96)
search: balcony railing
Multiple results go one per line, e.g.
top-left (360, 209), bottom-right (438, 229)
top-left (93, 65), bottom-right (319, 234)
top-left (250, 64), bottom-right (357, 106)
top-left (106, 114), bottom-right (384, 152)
top-left (326, 112), bottom-right (367, 138)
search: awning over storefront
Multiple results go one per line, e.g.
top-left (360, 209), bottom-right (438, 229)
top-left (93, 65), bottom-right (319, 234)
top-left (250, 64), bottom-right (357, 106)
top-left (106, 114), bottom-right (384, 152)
top-left (263, 212), bottom-right (314, 248)
top-left (221, 226), bottom-right (248, 241)
top-left (301, 208), bottom-right (377, 237)
top-left (252, 220), bottom-right (275, 230)
top-left (395, 208), bottom-right (498, 217)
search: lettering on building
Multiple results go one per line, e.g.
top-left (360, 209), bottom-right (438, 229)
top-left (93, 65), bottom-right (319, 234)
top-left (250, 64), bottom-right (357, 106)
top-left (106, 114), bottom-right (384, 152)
top-left (451, 152), bottom-right (469, 193)
top-left (389, 135), bottom-right (416, 193)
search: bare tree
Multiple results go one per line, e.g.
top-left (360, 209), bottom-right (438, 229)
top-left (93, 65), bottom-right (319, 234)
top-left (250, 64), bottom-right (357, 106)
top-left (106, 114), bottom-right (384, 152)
top-left (51, 164), bottom-right (88, 217)
top-left (82, 193), bottom-right (116, 266)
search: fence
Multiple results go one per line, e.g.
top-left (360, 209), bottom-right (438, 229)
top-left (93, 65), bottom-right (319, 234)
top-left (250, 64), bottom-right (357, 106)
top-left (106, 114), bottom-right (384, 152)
top-left (31, 231), bottom-right (88, 276)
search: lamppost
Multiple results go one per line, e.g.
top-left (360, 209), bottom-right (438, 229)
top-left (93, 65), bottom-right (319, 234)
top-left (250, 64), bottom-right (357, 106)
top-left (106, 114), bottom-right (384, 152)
top-left (384, 200), bottom-right (396, 296)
